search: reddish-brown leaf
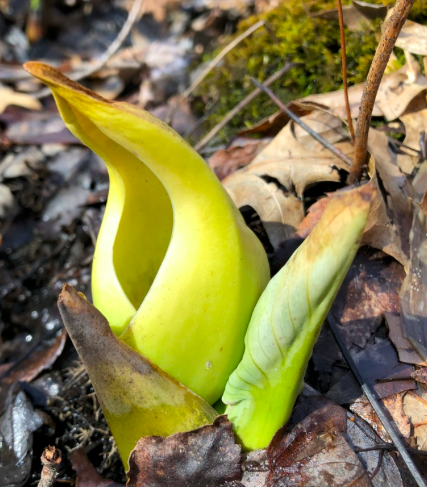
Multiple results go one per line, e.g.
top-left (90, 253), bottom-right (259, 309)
top-left (127, 416), bottom-right (241, 487)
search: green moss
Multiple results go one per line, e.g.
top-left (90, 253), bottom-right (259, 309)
top-left (194, 0), bottom-right (425, 145)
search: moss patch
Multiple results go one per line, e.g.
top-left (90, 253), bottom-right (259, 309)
top-left (194, 0), bottom-right (425, 144)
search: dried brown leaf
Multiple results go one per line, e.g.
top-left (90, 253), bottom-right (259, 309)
top-left (385, 312), bottom-right (426, 366)
top-left (70, 448), bottom-right (124, 487)
top-left (395, 18), bottom-right (427, 55)
top-left (350, 394), bottom-right (411, 442)
top-left (302, 54), bottom-right (425, 121)
top-left (223, 112), bottom-right (348, 248)
top-left (266, 400), bottom-right (370, 487)
top-left (127, 416), bottom-right (242, 487)
top-left (209, 138), bottom-right (270, 180)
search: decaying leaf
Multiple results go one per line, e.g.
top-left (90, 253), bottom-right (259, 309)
top-left (127, 416), bottom-right (242, 487)
top-left (0, 86), bottom-right (42, 114)
top-left (302, 54), bottom-right (425, 122)
top-left (330, 250), bottom-right (405, 351)
top-left (385, 312), bottom-right (426, 366)
top-left (327, 339), bottom-right (415, 405)
top-left (0, 383), bottom-right (43, 487)
top-left (346, 413), bottom-right (403, 487)
top-left (403, 386), bottom-right (427, 451)
top-left (209, 138), bottom-right (270, 180)
top-left (399, 168), bottom-right (427, 359)
top-left (350, 393), bottom-right (411, 442)
top-left (365, 130), bottom-right (413, 266)
top-left (70, 448), bottom-right (124, 487)
top-left (395, 18), bottom-right (427, 55)
top-left (266, 398), bottom-right (369, 487)
top-left (223, 111), bottom-right (350, 248)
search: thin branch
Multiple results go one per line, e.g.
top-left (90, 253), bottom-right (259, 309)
top-left (194, 62), bottom-right (296, 151)
top-left (348, 0), bottom-right (415, 183)
top-left (34, 0), bottom-right (145, 99)
top-left (336, 0), bottom-right (355, 144)
top-left (249, 78), bottom-right (353, 167)
top-left (328, 314), bottom-right (427, 487)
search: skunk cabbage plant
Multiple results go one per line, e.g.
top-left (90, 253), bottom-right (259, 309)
top-left (58, 285), bottom-right (217, 468)
top-left (25, 62), bottom-right (374, 467)
top-left (223, 185), bottom-right (374, 450)
top-left (24, 62), bottom-right (270, 406)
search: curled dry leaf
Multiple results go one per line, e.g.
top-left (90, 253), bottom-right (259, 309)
top-left (302, 53), bottom-right (425, 122)
top-left (127, 416), bottom-right (242, 487)
top-left (223, 111), bottom-right (350, 248)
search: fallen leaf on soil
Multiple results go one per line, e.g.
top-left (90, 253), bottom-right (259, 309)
top-left (302, 53), bottom-right (425, 122)
top-left (350, 393), bottom-right (411, 442)
top-left (0, 86), bottom-right (42, 114)
top-left (385, 312), bottom-right (426, 366)
top-left (127, 416), bottom-right (242, 487)
top-left (266, 398), bottom-right (369, 487)
top-left (223, 111), bottom-right (349, 248)
top-left (400, 182), bottom-right (427, 357)
top-left (209, 138), bottom-right (270, 180)
top-left (0, 328), bottom-right (67, 385)
top-left (327, 339), bottom-right (415, 405)
top-left (346, 413), bottom-right (403, 486)
top-left (403, 386), bottom-right (427, 451)
top-left (70, 448), bottom-right (124, 487)
top-left (411, 368), bottom-right (427, 385)
top-left (330, 250), bottom-right (405, 351)
top-left (395, 18), bottom-right (427, 56)
top-left (365, 130), bottom-right (413, 266)
top-left (0, 382), bottom-right (43, 487)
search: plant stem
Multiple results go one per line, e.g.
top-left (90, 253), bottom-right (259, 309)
top-left (336, 0), bottom-right (355, 144)
top-left (348, 0), bottom-right (415, 184)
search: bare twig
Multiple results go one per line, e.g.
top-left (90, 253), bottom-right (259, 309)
top-left (336, 0), bottom-right (355, 144)
top-left (34, 0), bottom-right (145, 99)
top-left (328, 314), bottom-right (427, 487)
top-left (250, 78), bottom-right (353, 167)
top-left (348, 0), bottom-right (415, 183)
top-left (194, 62), bottom-right (296, 151)
top-left (37, 446), bottom-right (62, 487)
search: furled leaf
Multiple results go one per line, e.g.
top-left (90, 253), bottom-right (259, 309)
top-left (223, 185), bottom-right (374, 450)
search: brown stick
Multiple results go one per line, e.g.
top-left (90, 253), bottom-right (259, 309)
top-left (336, 0), bottom-right (355, 144)
top-left (348, 0), bottom-right (415, 184)
top-left (37, 446), bottom-right (62, 487)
